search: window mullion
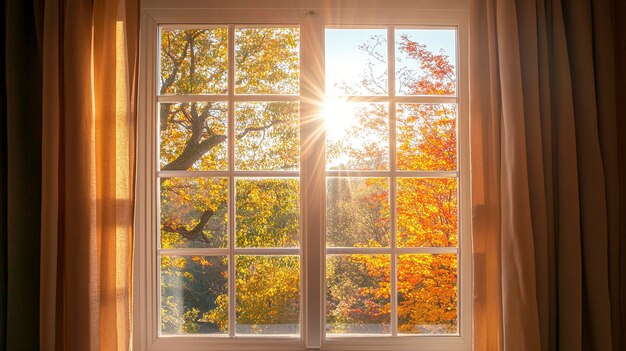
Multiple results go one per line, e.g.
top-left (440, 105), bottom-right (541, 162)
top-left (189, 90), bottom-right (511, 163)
top-left (387, 25), bottom-right (399, 338)
top-left (301, 12), bottom-right (325, 349)
top-left (227, 23), bottom-right (236, 338)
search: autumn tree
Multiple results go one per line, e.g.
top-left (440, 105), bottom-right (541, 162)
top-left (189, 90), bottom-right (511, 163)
top-left (159, 27), bottom-right (301, 334)
top-left (326, 33), bottom-right (458, 334)
top-left (159, 26), bottom-right (457, 336)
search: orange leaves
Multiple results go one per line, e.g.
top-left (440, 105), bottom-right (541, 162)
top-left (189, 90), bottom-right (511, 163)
top-left (191, 256), bottom-right (213, 268)
top-left (396, 103), bottom-right (457, 171)
top-left (158, 27), bottom-right (460, 336)
top-left (397, 178), bottom-right (457, 247)
top-left (335, 33), bottom-right (458, 333)
top-left (397, 254), bottom-right (457, 333)
top-left (398, 34), bottom-right (456, 96)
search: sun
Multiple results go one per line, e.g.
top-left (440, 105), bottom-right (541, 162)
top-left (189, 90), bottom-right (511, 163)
top-left (322, 98), bottom-right (357, 139)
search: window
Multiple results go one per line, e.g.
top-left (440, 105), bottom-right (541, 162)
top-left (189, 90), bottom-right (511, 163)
top-left (136, 5), bottom-right (470, 351)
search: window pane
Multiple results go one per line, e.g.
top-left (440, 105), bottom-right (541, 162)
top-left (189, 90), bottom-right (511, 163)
top-left (159, 102), bottom-right (227, 171)
top-left (160, 28), bottom-right (228, 95)
top-left (160, 255), bottom-right (228, 335)
top-left (326, 177), bottom-right (390, 247)
top-left (397, 178), bottom-right (457, 247)
top-left (396, 104), bottom-right (457, 171)
top-left (235, 255), bottom-right (300, 335)
top-left (395, 29), bottom-right (456, 96)
top-left (326, 255), bottom-right (390, 335)
top-left (235, 27), bottom-right (300, 94)
top-left (325, 29), bottom-right (388, 96)
top-left (325, 102), bottom-right (389, 170)
top-left (235, 178), bottom-right (300, 248)
top-left (160, 177), bottom-right (228, 248)
top-left (235, 102), bottom-right (299, 170)
top-left (397, 254), bottom-right (458, 334)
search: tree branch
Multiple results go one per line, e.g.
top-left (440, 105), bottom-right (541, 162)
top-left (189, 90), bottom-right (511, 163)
top-left (162, 133), bottom-right (227, 170)
top-left (162, 208), bottom-right (216, 242)
top-left (236, 119), bottom-right (286, 140)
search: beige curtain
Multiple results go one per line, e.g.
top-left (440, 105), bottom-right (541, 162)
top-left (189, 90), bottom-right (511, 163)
top-left (470, 0), bottom-right (624, 350)
top-left (40, 0), bottom-right (138, 350)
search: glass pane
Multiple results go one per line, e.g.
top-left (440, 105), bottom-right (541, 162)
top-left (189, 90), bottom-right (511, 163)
top-left (325, 102), bottom-right (388, 170)
top-left (235, 27), bottom-right (300, 94)
top-left (396, 104), bottom-right (457, 171)
top-left (325, 29), bottom-right (388, 96)
top-left (235, 179), bottom-right (300, 248)
top-left (397, 178), bottom-right (457, 247)
top-left (395, 29), bottom-right (456, 96)
top-left (159, 102), bottom-right (227, 171)
top-left (235, 102), bottom-right (299, 170)
top-left (326, 255), bottom-right (390, 335)
top-left (160, 255), bottom-right (228, 335)
top-left (235, 255), bottom-right (300, 335)
top-left (160, 28), bottom-right (228, 95)
top-left (160, 178), bottom-right (228, 248)
top-left (397, 254), bottom-right (458, 334)
top-left (326, 178), bottom-right (390, 247)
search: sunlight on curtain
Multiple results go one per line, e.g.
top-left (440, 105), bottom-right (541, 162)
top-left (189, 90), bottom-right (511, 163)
top-left (40, 1), bottom-right (138, 350)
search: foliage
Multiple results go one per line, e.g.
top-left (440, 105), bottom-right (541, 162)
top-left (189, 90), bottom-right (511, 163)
top-left (325, 33), bottom-right (458, 334)
top-left (158, 27), bottom-right (458, 335)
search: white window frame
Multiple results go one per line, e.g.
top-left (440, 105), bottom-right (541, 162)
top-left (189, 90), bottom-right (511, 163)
top-left (135, 2), bottom-right (470, 351)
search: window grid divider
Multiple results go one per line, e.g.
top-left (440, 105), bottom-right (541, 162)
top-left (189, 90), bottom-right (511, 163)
top-left (157, 94), bottom-right (301, 103)
top-left (145, 14), bottom-right (468, 349)
top-left (159, 248), bottom-right (302, 256)
top-left (326, 247), bottom-right (458, 255)
top-left (156, 94), bottom-right (456, 104)
top-left (387, 25), bottom-right (399, 338)
top-left (157, 170), bottom-right (301, 178)
top-left (227, 23), bottom-right (236, 338)
top-left (157, 246), bottom-right (457, 257)
top-left (156, 170), bottom-right (457, 178)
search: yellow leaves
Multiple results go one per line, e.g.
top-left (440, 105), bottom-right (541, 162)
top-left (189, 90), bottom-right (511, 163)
top-left (235, 179), bottom-right (300, 248)
top-left (160, 28), bottom-right (228, 95)
top-left (157, 28), bottom-right (460, 336)
top-left (160, 102), bottom-right (228, 171)
top-left (160, 177), bottom-right (228, 248)
top-left (229, 256), bottom-right (300, 332)
top-left (172, 257), bottom-right (187, 269)
top-left (203, 294), bottom-right (229, 331)
top-left (235, 28), bottom-right (300, 95)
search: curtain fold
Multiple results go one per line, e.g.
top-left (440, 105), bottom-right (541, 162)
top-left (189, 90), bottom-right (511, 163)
top-left (40, 0), bottom-right (138, 350)
top-left (470, 0), bottom-right (625, 350)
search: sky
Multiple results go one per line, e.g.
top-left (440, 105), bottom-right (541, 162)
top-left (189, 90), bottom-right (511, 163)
top-left (325, 28), bottom-right (457, 96)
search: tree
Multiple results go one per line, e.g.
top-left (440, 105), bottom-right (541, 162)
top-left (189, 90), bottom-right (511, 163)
top-left (326, 33), bottom-right (458, 334)
top-left (159, 27), bottom-right (301, 334)
top-left (158, 27), bottom-right (458, 335)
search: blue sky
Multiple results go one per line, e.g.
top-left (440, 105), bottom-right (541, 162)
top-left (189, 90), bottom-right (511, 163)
top-left (325, 28), bottom-right (456, 96)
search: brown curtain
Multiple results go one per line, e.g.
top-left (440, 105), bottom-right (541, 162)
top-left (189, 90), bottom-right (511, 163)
top-left (39, 0), bottom-right (138, 350)
top-left (470, 0), bottom-right (625, 350)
